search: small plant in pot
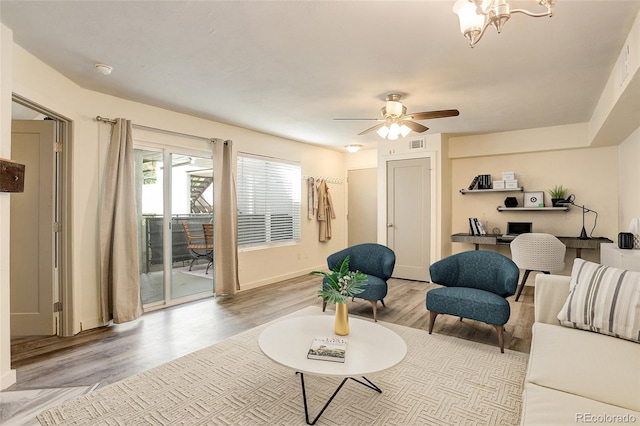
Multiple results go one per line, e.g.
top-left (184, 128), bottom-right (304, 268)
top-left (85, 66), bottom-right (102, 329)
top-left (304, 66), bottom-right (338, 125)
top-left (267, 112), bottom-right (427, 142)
top-left (548, 185), bottom-right (568, 207)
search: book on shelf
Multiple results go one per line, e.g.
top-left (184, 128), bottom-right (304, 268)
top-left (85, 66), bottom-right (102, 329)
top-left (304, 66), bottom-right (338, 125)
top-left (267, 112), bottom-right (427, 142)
top-left (469, 217), bottom-right (486, 236)
top-left (467, 175), bottom-right (479, 190)
top-left (307, 336), bottom-right (348, 363)
top-left (475, 218), bottom-right (487, 235)
top-left (477, 174), bottom-right (493, 190)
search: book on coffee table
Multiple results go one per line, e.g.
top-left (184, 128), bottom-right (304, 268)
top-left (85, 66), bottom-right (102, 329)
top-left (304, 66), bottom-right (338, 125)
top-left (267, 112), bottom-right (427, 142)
top-left (307, 336), bottom-right (348, 363)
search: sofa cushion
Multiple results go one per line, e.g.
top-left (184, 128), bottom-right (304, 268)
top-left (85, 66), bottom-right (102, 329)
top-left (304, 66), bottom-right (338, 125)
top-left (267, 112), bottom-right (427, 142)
top-left (526, 322), bottom-right (640, 412)
top-left (521, 382), bottom-right (640, 426)
top-left (557, 258), bottom-right (640, 343)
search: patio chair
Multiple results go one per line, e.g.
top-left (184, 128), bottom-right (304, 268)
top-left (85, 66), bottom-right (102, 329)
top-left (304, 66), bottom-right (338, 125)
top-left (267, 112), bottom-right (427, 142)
top-left (181, 221), bottom-right (213, 272)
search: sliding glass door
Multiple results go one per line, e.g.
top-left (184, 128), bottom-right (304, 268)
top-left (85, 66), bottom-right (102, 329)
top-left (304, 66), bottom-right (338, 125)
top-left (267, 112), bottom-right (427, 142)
top-left (135, 147), bottom-right (214, 309)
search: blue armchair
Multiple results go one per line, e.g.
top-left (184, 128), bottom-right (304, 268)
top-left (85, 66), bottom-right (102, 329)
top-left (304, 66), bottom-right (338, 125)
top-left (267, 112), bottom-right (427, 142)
top-left (322, 243), bottom-right (396, 321)
top-left (426, 250), bottom-right (519, 352)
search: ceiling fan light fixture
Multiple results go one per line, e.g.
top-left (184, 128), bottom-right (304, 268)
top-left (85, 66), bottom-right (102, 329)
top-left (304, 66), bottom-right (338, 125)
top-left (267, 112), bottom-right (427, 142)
top-left (94, 63), bottom-right (113, 75)
top-left (400, 124), bottom-right (411, 137)
top-left (377, 125), bottom-right (390, 138)
top-left (386, 100), bottom-right (403, 117)
top-left (388, 122), bottom-right (401, 140)
top-left (452, 0), bottom-right (555, 47)
top-left (345, 144), bottom-right (363, 153)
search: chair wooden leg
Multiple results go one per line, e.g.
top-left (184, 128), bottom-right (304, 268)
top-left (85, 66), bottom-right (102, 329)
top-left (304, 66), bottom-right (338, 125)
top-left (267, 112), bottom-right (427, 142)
top-left (514, 270), bottom-right (532, 302)
top-left (322, 298), bottom-right (327, 312)
top-left (493, 324), bottom-right (505, 353)
top-left (369, 300), bottom-right (378, 322)
top-left (428, 311), bottom-right (438, 334)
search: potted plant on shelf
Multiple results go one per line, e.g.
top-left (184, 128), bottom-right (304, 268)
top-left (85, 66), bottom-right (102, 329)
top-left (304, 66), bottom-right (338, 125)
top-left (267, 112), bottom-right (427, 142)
top-left (548, 185), bottom-right (568, 207)
top-left (311, 256), bottom-right (367, 336)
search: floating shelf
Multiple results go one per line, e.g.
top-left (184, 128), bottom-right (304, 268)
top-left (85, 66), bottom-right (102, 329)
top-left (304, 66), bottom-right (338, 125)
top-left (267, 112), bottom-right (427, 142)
top-left (496, 206), bottom-right (568, 212)
top-left (460, 188), bottom-right (523, 194)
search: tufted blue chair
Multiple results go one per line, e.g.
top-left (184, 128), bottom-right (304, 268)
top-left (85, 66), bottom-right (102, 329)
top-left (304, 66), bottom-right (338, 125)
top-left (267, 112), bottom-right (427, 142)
top-left (426, 250), bottom-right (519, 353)
top-left (322, 243), bottom-right (396, 321)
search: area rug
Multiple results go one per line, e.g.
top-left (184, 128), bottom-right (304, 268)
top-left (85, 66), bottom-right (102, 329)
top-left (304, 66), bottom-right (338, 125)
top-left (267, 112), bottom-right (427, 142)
top-left (37, 307), bottom-right (528, 425)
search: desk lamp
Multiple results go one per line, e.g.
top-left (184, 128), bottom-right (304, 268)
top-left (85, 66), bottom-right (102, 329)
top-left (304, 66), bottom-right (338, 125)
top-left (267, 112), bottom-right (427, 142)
top-left (557, 195), bottom-right (598, 240)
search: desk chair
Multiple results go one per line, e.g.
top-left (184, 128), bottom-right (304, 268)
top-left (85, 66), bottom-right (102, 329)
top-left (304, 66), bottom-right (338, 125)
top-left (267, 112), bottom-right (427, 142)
top-left (510, 233), bottom-right (566, 301)
top-left (181, 221), bottom-right (213, 272)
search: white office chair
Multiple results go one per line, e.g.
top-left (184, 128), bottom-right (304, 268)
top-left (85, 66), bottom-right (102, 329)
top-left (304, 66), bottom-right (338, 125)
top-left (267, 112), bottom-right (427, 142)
top-left (510, 233), bottom-right (566, 301)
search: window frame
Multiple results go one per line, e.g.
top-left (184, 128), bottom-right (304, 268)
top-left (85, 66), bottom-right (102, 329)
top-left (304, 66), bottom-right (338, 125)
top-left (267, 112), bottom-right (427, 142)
top-left (236, 152), bottom-right (302, 249)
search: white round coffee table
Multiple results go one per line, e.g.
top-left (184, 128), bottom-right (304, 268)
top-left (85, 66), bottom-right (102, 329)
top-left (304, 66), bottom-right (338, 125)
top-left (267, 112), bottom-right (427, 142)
top-left (259, 314), bottom-right (407, 425)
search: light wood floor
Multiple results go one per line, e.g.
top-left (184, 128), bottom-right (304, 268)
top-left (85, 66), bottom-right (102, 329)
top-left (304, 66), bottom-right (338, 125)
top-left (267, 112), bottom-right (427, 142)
top-left (9, 275), bottom-right (534, 391)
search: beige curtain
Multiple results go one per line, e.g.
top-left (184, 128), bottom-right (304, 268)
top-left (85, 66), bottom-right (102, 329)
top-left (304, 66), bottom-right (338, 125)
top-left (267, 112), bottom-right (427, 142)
top-left (99, 118), bottom-right (143, 324)
top-left (212, 139), bottom-right (239, 295)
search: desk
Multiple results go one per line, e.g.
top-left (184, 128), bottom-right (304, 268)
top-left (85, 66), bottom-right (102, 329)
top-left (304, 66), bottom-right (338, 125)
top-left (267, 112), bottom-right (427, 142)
top-left (259, 315), bottom-right (406, 425)
top-left (451, 233), bottom-right (613, 258)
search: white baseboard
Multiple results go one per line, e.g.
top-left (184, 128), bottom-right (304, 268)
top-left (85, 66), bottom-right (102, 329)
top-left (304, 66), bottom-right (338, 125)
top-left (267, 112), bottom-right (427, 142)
top-left (239, 265), bottom-right (325, 291)
top-left (0, 368), bottom-right (16, 390)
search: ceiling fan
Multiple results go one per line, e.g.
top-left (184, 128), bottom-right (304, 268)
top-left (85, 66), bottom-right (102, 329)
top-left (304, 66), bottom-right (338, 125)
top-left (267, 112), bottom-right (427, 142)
top-left (335, 93), bottom-right (460, 140)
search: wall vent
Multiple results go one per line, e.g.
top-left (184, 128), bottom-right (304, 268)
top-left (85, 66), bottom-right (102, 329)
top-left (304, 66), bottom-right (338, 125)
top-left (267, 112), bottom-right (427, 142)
top-left (408, 138), bottom-right (425, 150)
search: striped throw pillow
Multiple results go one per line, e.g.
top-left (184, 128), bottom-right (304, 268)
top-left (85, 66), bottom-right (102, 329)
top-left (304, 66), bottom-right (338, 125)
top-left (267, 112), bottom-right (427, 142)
top-left (557, 258), bottom-right (640, 343)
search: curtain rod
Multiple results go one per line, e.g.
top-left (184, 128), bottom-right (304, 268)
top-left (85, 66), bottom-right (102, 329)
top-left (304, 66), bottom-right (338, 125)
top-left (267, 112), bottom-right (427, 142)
top-left (95, 116), bottom-right (214, 143)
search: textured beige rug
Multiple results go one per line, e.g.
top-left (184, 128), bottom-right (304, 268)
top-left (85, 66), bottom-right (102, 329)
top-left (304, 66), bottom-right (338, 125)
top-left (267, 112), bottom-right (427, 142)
top-left (37, 307), bottom-right (528, 425)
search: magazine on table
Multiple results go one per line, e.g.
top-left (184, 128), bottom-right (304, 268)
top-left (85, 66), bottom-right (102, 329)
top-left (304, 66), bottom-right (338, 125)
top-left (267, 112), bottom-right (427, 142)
top-left (307, 336), bottom-right (348, 363)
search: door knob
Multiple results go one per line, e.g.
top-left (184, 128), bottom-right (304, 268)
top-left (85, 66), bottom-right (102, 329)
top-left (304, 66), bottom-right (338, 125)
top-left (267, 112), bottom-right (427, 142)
top-left (387, 223), bottom-right (393, 228)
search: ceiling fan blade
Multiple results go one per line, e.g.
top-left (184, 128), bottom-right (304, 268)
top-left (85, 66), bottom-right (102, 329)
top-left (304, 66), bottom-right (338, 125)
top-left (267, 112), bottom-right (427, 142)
top-left (402, 121), bottom-right (429, 133)
top-left (407, 109), bottom-right (460, 121)
top-left (358, 123), bottom-right (386, 135)
top-left (333, 118), bottom-right (381, 121)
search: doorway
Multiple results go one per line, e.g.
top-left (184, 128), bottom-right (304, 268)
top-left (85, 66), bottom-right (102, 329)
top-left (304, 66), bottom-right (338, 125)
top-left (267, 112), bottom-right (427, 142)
top-left (9, 96), bottom-right (71, 337)
top-left (135, 147), bottom-right (215, 310)
top-left (386, 158), bottom-right (431, 281)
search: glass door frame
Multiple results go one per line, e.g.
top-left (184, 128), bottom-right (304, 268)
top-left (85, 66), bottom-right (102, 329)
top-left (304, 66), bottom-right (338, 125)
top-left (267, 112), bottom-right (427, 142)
top-left (135, 142), bottom-right (214, 312)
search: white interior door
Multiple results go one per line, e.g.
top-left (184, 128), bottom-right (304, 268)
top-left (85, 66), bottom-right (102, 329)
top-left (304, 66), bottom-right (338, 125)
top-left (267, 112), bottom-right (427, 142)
top-left (10, 120), bottom-right (57, 336)
top-left (387, 158), bottom-right (431, 281)
top-left (348, 168), bottom-right (377, 246)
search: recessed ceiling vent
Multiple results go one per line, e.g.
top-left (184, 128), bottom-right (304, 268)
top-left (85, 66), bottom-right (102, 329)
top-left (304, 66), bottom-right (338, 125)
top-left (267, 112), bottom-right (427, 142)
top-left (408, 138), bottom-right (425, 150)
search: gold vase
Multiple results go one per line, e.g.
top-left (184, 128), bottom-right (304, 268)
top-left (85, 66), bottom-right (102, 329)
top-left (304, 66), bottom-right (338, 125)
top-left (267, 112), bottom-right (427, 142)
top-left (334, 302), bottom-right (349, 336)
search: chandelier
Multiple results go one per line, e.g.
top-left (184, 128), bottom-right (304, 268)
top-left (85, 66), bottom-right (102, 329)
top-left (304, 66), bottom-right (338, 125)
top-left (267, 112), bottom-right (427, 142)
top-left (452, 0), bottom-right (555, 47)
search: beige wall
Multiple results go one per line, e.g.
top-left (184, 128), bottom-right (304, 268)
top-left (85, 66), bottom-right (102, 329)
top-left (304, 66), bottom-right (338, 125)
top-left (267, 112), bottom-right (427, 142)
top-left (618, 126), bottom-right (640, 231)
top-left (10, 43), bottom-right (347, 335)
top-left (0, 24), bottom-right (17, 390)
top-left (449, 138), bottom-right (618, 271)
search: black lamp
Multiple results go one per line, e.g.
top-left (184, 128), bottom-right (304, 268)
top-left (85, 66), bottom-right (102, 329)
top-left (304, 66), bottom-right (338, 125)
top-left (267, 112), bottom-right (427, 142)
top-left (557, 195), bottom-right (598, 240)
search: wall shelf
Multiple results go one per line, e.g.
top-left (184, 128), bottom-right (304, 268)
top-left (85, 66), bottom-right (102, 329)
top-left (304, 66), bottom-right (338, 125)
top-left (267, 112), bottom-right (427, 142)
top-left (496, 206), bottom-right (568, 212)
top-left (460, 188), bottom-right (523, 194)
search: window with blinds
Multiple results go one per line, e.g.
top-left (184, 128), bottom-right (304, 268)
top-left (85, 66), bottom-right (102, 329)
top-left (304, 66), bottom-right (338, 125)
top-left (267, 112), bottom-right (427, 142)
top-left (237, 154), bottom-right (301, 246)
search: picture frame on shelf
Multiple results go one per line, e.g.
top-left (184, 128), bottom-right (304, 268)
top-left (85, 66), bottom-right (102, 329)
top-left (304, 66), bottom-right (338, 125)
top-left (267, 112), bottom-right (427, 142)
top-left (524, 191), bottom-right (544, 208)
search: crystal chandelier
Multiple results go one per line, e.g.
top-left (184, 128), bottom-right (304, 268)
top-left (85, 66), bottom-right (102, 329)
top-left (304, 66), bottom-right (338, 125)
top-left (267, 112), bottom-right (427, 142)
top-left (452, 0), bottom-right (555, 48)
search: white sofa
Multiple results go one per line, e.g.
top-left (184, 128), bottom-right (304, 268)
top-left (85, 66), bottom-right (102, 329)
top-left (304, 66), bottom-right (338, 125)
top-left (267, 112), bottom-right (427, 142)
top-left (520, 273), bottom-right (640, 425)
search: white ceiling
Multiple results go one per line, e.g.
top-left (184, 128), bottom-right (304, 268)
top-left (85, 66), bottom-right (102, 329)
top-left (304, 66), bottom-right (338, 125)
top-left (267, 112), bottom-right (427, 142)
top-left (1, 1), bottom-right (639, 150)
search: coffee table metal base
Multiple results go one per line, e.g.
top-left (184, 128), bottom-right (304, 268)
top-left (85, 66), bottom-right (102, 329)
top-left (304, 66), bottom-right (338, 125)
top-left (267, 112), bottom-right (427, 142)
top-left (296, 372), bottom-right (382, 425)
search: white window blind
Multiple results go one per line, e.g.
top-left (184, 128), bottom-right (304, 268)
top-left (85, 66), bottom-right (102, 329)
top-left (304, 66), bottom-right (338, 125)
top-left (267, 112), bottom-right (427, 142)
top-left (237, 154), bottom-right (301, 246)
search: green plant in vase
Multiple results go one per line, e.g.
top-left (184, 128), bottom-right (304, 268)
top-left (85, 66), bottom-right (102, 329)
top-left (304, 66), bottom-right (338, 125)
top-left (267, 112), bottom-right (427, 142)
top-left (548, 185), bottom-right (568, 207)
top-left (312, 256), bottom-right (367, 303)
top-left (311, 256), bottom-right (367, 335)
